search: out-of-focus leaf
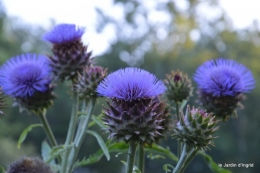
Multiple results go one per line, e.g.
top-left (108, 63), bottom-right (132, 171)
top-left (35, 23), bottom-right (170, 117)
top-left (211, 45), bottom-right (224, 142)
top-left (199, 151), bottom-right (232, 173)
top-left (91, 116), bottom-right (106, 129)
top-left (163, 164), bottom-right (174, 172)
top-left (41, 141), bottom-right (51, 162)
top-left (121, 161), bottom-right (141, 173)
top-left (144, 143), bottom-right (178, 162)
top-left (88, 114), bottom-right (103, 128)
top-left (86, 130), bottom-right (110, 160)
top-left (46, 144), bottom-right (74, 163)
top-left (180, 99), bottom-right (188, 111)
top-left (0, 166), bottom-right (5, 173)
top-left (17, 124), bottom-right (42, 149)
top-left (147, 153), bottom-right (166, 160)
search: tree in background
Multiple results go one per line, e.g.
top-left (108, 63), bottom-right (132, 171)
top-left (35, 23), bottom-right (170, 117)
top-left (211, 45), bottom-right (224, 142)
top-left (0, 0), bottom-right (259, 172)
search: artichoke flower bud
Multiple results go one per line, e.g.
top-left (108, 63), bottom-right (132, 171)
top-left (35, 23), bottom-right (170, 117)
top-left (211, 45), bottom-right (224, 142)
top-left (164, 70), bottom-right (193, 103)
top-left (13, 84), bottom-right (56, 114)
top-left (97, 68), bottom-right (167, 144)
top-left (104, 97), bottom-right (167, 144)
top-left (172, 106), bottom-right (219, 150)
top-left (43, 24), bottom-right (92, 81)
top-left (0, 54), bottom-right (56, 115)
top-left (194, 58), bottom-right (255, 121)
top-left (75, 65), bottom-right (107, 100)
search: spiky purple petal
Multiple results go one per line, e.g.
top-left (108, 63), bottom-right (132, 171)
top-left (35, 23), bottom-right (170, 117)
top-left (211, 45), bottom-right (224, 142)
top-left (0, 54), bottom-right (52, 98)
top-left (97, 68), bottom-right (166, 100)
top-left (194, 58), bottom-right (255, 97)
top-left (42, 23), bottom-right (85, 44)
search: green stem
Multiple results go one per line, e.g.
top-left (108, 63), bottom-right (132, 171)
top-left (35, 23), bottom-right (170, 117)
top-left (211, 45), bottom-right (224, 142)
top-left (67, 98), bottom-right (96, 172)
top-left (60, 91), bottom-right (79, 173)
top-left (126, 142), bottom-right (138, 173)
top-left (172, 144), bottom-right (187, 173)
top-left (175, 102), bottom-right (182, 159)
top-left (179, 148), bottom-right (198, 173)
top-left (175, 102), bottom-right (180, 121)
top-left (38, 110), bottom-right (58, 148)
top-left (38, 110), bottom-right (62, 163)
top-left (138, 145), bottom-right (145, 173)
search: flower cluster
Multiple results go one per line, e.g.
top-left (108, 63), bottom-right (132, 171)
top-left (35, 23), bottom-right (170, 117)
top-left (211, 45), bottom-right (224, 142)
top-left (194, 58), bottom-right (255, 120)
top-left (0, 20), bottom-right (256, 173)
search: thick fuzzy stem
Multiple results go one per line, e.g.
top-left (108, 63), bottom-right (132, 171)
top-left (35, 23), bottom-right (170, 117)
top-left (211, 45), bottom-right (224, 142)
top-left (126, 142), bottom-right (138, 173)
top-left (138, 145), bottom-right (145, 173)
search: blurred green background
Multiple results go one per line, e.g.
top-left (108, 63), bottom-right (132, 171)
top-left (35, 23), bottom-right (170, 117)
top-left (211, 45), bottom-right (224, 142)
top-left (0, 0), bottom-right (259, 173)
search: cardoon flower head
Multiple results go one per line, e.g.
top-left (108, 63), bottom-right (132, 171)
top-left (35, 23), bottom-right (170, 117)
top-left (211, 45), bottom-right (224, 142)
top-left (0, 54), bottom-right (55, 114)
top-left (42, 24), bottom-right (85, 44)
top-left (97, 68), bottom-right (168, 144)
top-left (43, 23), bottom-right (92, 81)
top-left (7, 157), bottom-right (54, 173)
top-left (97, 68), bottom-right (166, 100)
top-left (172, 106), bottom-right (219, 150)
top-left (164, 70), bottom-right (193, 103)
top-left (75, 65), bottom-right (107, 100)
top-left (194, 58), bottom-right (255, 120)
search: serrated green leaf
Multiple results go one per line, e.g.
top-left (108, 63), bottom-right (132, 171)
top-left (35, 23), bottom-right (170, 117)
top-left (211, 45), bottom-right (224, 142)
top-left (86, 130), bottom-right (110, 161)
top-left (199, 151), bottom-right (232, 173)
top-left (163, 164), bottom-right (174, 172)
top-left (144, 143), bottom-right (178, 162)
top-left (75, 141), bottom-right (128, 167)
top-left (0, 165), bottom-right (5, 173)
top-left (75, 151), bottom-right (103, 167)
top-left (107, 141), bottom-right (129, 152)
top-left (17, 124), bottom-right (43, 149)
top-left (46, 144), bottom-right (74, 163)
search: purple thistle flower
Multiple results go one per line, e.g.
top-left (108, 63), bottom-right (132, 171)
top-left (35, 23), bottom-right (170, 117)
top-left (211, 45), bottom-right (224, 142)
top-left (194, 58), bottom-right (255, 97)
top-left (97, 67), bottom-right (166, 100)
top-left (97, 67), bottom-right (168, 144)
top-left (42, 23), bottom-right (85, 44)
top-left (0, 54), bottom-right (52, 98)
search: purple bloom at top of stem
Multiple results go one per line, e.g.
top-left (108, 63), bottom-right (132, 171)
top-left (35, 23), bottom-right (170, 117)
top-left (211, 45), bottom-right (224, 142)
top-left (97, 67), bottom-right (166, 100)
top-left (194, 58), bottom-right (255, 97)
top-left (42, 23), bottom-right (85, 44)
top-left (0, 54), bottom-right (52, 98)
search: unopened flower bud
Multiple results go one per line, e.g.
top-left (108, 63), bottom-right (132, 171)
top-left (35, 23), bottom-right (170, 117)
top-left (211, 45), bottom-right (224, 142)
top-left (164, 70), bottom-right (193, 103)
top-left (172, 106), bottom-right (219, 150)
